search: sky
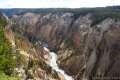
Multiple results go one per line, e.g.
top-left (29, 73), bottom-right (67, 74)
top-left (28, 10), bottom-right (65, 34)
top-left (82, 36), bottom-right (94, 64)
top-left (0, 0), bottom-right (120, 8)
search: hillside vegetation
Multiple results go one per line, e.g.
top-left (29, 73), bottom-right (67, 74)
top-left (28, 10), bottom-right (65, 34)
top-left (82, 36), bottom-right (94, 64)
top-left (0, 17), bottom-right (19, 80)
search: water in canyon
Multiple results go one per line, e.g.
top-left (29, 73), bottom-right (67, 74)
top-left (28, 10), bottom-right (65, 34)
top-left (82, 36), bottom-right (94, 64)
top-left (44, 47), bottom-right (74, 80)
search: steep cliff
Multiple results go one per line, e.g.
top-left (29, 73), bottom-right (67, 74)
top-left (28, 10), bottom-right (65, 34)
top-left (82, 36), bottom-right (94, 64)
top-left (3, 8), bottom-right (120, 80)
top-left (5, 23), bottom-right (61, 80)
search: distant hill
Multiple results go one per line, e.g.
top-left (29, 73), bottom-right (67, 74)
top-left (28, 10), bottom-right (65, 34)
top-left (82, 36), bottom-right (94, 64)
top-left (1, 6), bottom-right (120, 17)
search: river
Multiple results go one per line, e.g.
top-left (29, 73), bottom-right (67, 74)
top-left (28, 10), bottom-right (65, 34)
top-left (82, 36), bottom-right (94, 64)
top-left (43, 47), bottom-right (74, 80)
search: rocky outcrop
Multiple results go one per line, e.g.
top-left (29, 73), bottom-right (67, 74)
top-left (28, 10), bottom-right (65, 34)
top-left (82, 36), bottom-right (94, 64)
top-left (9, 12), bottom-right (120, 80)
top-left (5, 23), bottom-right (61, 80)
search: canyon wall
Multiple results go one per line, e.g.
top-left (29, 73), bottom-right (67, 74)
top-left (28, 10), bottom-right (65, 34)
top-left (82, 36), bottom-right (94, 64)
top-left (6, 12), bottom-right (120, 80)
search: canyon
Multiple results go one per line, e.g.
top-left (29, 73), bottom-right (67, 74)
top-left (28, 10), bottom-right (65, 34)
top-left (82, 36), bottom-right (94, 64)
top-left (0, 7), bottom-right (120, 80)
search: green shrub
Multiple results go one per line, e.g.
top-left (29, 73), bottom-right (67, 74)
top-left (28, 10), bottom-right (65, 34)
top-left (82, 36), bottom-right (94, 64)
top-left (0, 19), bottom-right (18, 79)
top-left (0, 71), bottom-right (19, 80)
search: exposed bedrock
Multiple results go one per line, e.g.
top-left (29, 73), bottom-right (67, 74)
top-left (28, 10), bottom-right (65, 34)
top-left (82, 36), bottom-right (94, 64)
top-left (11, 13), bottom-right (120, 80)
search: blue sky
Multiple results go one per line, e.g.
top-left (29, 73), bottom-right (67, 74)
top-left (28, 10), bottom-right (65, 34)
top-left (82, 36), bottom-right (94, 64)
top-left (0, 0), bottom-right (120, 8)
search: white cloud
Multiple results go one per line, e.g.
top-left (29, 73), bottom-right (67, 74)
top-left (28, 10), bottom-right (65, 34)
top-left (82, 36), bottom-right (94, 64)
top-left (0, 0), bottom-right (120, 8)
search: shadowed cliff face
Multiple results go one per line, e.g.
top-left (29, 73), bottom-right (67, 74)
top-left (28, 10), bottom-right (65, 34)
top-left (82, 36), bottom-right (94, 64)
top-left (10, 12), bottom-right (120, 80)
